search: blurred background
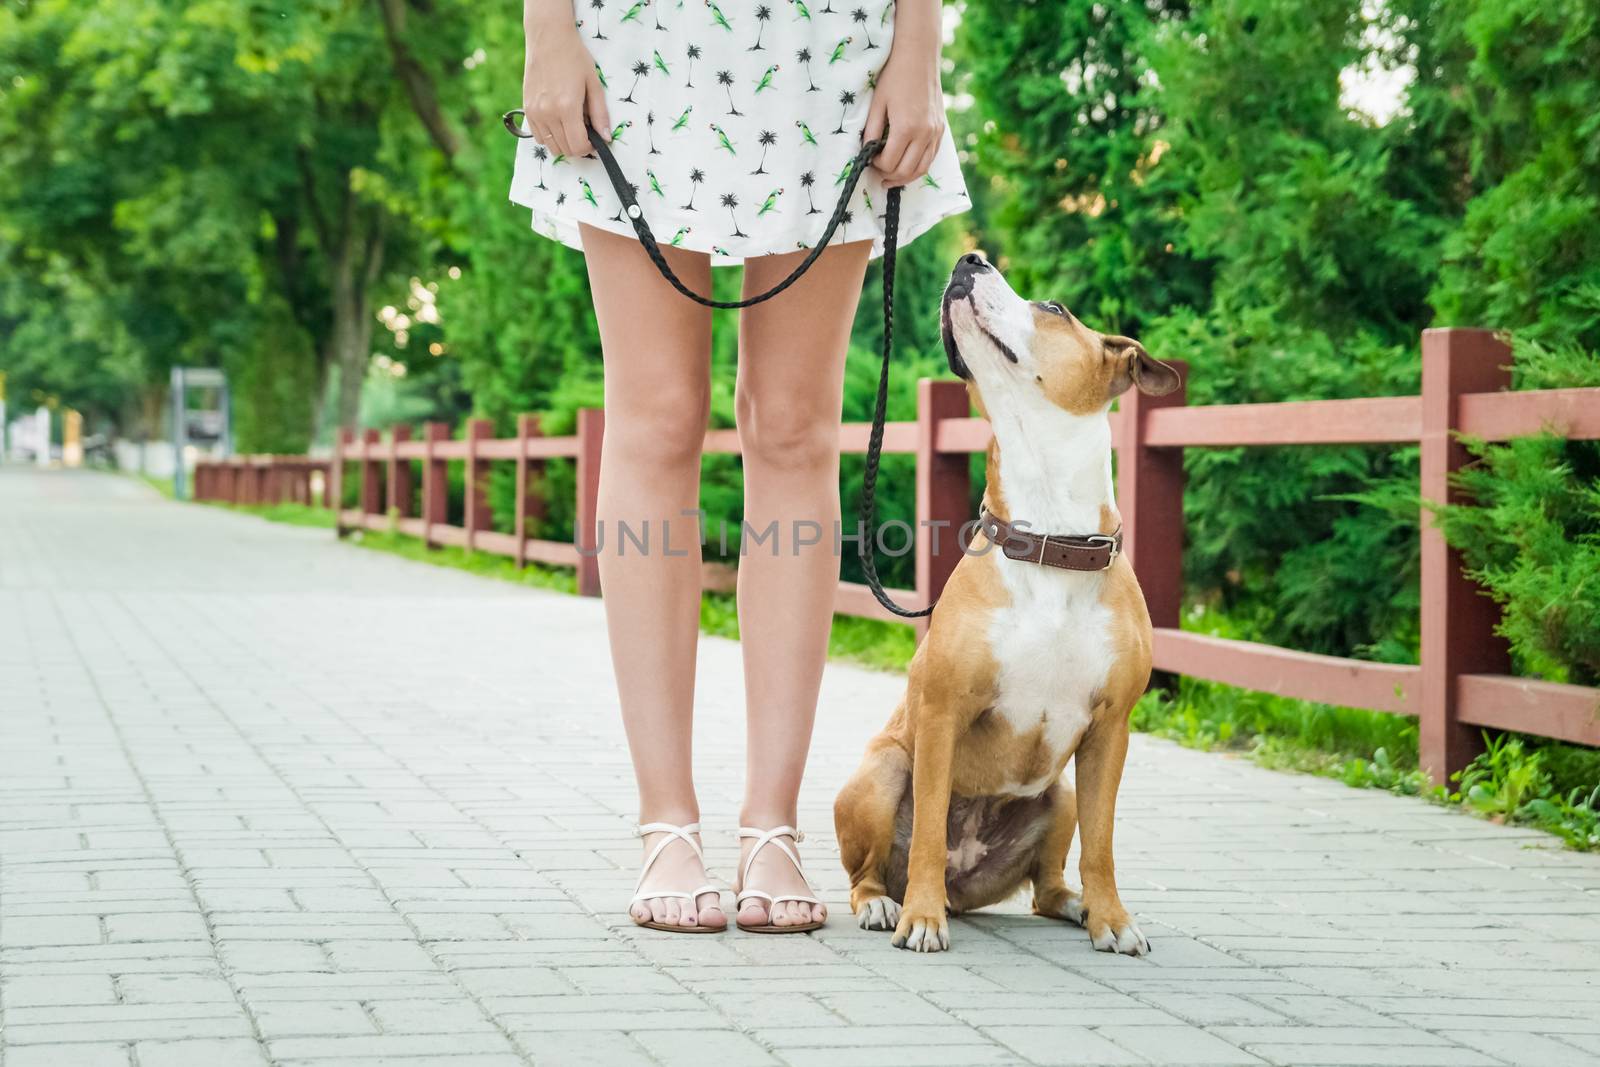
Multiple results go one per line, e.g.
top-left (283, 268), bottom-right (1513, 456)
top-left (1, 1), bottom-right (1596, 807)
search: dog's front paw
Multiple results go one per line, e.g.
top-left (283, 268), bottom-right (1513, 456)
top-left (855, 895), bottom-right (901, 931)
top-left (1082, 900), bottom-right (1149, 956)
top-left (890, 904), bottom-right (950, 952)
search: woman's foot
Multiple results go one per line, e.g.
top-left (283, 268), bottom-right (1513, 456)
top-left (734, 826), bottom-right (827, 930)
top-left (629, 824), bottom-right (727, 931)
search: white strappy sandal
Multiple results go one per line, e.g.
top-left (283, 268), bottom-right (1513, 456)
top-left (629, 822), bottom-right (725, 933)
top-left (734, 825), bottom-right (826, 934)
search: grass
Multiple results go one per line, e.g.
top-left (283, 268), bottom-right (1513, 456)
top-left (185, 493), bottom-right (1599, 850)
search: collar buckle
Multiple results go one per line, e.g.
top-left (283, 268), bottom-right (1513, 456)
top-left (1084, 533), bottom-right (1120, 568)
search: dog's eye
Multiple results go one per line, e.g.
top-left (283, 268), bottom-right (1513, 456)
top-left (1040, 302), bottom-right (1066, 316)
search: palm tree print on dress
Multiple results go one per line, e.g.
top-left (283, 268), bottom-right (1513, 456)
top-left (624, 61), bottom-right (649, 103)
top-left (749, 5), bottom-right (771, 50)
top-left (722, 192), bottom-right (747, 237)
top-left (796, 47), bottom-right (819, 91)
top-left (508, 0), bottom-right (973, 264)
top-left (851, 7), bottom-right (875, 48)
top-left (681, 168), bottom-right (705, 210)
top-left (751, 130), bottom-right (777, 174)
top-left (716, 70), bottom-right (742, 115)
top-left (833, 89), bottom-right (856, 134)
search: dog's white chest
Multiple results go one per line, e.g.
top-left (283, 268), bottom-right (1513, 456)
top-left (985, 561), bottom-right (1113, 795)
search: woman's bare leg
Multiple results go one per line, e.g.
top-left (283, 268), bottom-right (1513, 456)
top-left (580, 223), bottom-right (723, 930)
top-left (733, 240), bottom-right (873, 927)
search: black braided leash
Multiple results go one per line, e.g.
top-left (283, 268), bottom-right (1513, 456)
top-left (503, 111), bottom-right (931, 618)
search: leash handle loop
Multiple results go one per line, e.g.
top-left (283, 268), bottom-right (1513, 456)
top-left (503, 111), bottom-right (886, 311)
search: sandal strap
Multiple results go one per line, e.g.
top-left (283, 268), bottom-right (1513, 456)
top-left (735, 888), bottom-right (822, 907)
top-left (735, 825), bottom-right (818, 903)
top-left (632, 822), bottom-right (708, 900)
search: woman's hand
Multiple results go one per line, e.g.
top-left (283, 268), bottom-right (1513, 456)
top-left (522, 5), bottom-right (610, 159)
top-left (862, 9), bottom-right (944, 188)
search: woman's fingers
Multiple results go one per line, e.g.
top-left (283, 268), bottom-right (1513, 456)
top-left (861, 94), bottom-right (888, 147)
top-left (881, 127), bottom-right (939, 187)
top-left (874, 124), bottom-right (915, 183)
top-left (585, 71), bottom-right (611, 146)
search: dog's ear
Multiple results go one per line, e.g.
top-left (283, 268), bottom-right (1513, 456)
top-left (1105, 335), bottom-right (1180, 397)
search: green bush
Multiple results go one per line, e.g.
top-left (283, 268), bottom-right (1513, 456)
top-left (1434, 338), bottom-right (1600, 684)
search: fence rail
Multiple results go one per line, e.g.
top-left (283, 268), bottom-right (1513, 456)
top-left (194, 328), bottom-right (1600, 782)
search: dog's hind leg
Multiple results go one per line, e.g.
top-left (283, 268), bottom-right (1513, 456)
top-left (1028, 777), bottom-right (1085, 924)
top-left (833, 736), bottom-right (910, 931)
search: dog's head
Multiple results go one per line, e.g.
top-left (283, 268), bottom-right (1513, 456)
top-left (940, 254), bottom-right (1179, 416)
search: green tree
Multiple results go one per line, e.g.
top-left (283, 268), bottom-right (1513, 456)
top-left (952, 0), bottom-right (1205, 337)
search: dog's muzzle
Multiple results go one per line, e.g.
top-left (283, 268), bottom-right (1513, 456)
top-left (941, 254), bottom-right (991, 380)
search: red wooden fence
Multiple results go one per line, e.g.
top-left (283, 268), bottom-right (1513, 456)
top-left (193, 455), bottom-right (329, 508)
top-left (195, 328), bottom-right (1600, 782)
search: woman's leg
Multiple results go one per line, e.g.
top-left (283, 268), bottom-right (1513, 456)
top-left (733, 240), bottom-right (873, 927)
top-left (579, 224), bottom-right (723, 929)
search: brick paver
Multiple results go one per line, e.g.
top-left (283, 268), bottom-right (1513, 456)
top-left (3, 467), bottom-right (1598, 1066)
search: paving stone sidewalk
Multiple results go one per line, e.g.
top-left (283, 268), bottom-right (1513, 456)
top-left (2, 467), bottom-right (1599, 1067)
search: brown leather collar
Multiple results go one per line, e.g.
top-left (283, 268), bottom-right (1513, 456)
top-left (978, 509), bottom-right (1122, 572)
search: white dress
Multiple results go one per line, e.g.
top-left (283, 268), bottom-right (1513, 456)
top-left (509, 1), bottom-right (970, 265)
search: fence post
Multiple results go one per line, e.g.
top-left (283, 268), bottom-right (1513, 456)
top-left (1419, 328), bottom-right (1512, 786)
top-left (463, 418), bottom-right (493, 551)
top-left (514, 414), bottom-right (541, 569)
top-left (332, 429), bottom-right (351, 536)
top-left (915, 378), bottom-right (971, 639)
top-left (575, 408), bottom-right (605, 597)
top-left (1114, 360), bottom-right (1188, 640)
top-left (388, 425), bottom-right (413, 520)
top-left (422, 421), bottom-right (449, 548)
top-left (359, 428), bottom-right (382, 525)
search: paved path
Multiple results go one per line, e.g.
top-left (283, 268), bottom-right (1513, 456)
top-left (3, 467), bottom-right (1599, 1067)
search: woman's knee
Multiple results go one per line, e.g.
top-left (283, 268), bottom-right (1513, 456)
top-left (607, 387), bottom-right (711, 468)
top-left (735, 391), bottom-right (839, 472)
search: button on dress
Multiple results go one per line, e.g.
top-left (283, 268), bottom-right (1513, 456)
top-left (509, 1), bottom-right (970, 264)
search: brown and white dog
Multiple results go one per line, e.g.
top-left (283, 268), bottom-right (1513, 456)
top-left (833, 253), bottom-right (1179, 954)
